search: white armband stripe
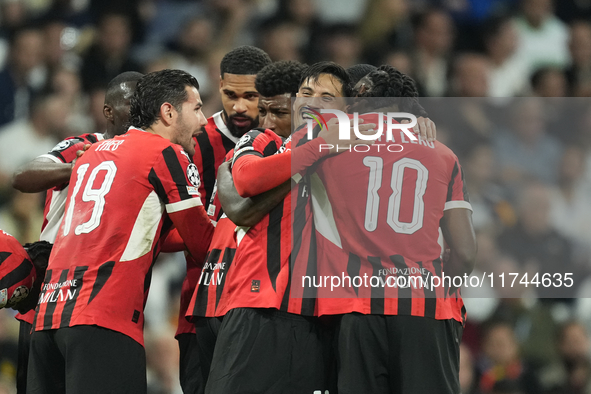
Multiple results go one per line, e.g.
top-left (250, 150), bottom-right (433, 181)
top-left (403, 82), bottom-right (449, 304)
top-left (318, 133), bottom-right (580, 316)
top-left (444, 201), bottom-right (473, 211)
top-left (166, 197), bottom-right (202, 213)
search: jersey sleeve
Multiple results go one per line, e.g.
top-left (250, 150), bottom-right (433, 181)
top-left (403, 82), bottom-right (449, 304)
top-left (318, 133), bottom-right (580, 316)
top-left (231, 130), bottom-right (286, 197)
top-left (206, 150), bottom-right (233, 222)
top-left (149, 145), bottom-right (214, 259)
top-left (444, 155), bottom-right (472, 211)
top-left (40, 135), bottom-right (97, 164)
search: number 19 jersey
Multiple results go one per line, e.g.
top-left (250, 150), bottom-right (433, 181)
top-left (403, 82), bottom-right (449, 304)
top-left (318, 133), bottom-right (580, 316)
top-left (33, 128), bottom-right (213, 346)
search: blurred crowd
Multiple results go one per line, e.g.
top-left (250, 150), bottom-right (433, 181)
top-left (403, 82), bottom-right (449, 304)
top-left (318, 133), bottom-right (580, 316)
top-left (0, 0), bottom-right (590, 393)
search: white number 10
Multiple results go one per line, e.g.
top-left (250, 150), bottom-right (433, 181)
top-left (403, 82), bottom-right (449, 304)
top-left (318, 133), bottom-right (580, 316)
top-left (63, 161), bottom-right (117, 236)
top-left (363, 156), bottom-right (428, 234)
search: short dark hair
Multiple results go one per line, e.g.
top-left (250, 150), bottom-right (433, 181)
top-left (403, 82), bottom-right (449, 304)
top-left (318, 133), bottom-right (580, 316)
top-left (358, 65), bottom-right (427, 116)
top-left (299, 61), bottom-right (352, 97)
top-left (129, 69), bottom-right (199, 130)
top-left (105, 71), bottom-right (144, 105)
top-left (255, 60), bottom-right (308, 98)
top-left (347, 64), bottom-right (377, 86)
top-left (220, 46), bottom-right (272, 77)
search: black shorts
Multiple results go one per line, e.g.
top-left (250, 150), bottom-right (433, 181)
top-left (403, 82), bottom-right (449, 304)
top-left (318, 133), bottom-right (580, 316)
top-left (205, 308), bottom-right (334, 394)
top-left (17, 320), bottom-right (32, 394)
top-left (177, 332), bottom-right (202, 394)
top-left (336, 314), bottom-right (463, 394)
top-left (183, 316), bottom-right (223, 394)
top-left (27, 325), bottom-right (146, 394)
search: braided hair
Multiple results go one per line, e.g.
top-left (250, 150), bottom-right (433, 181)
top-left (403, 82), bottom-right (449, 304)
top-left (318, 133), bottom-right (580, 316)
top-left (357, 65), bottom-right (427, 117)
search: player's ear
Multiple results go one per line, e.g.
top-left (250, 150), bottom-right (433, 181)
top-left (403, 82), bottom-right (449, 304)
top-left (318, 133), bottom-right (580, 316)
top-left (219, 75), bottom-right (224, 91)
top-left (160, 102), bottom-right (175, 126)
top-left (103, 104), bottom-right (113, 123)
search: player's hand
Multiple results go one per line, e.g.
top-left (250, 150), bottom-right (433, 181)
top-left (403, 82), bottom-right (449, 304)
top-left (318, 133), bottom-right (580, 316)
top-left (77, 144), bottom-right (91, 158)
top-left (318, 118), bottom-right (377, 155)
top-left (72, 144), bottom-right (91, 164)
top-left (403, 117), bottom-right (436, 142)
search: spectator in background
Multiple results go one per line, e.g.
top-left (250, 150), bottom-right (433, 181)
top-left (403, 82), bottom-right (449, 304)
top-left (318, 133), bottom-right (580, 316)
top-left (383, 50), bottom-right (413, 76)
top-left (46, 66), bottom-right (93, 135)
top-left (541, 321), bottom-right (591, 394)
top-left (411, 8), bottom-right (454, 96)
top-left (460, 343), bottom-right (481, 394)
top-left (0, 26), bottom-right (44, 127)
top-left (494, 98), bottom-right (562, 188)
top-left (550, 146), bottom-right (591, 265)
top-left (497, 182), bottom-right (576, 297)
top-left (512, 0), bottom-right (570, 75)
top-left (0, 190), bottom-right (44, 244)
top-left (431, 55), bottom-right (493, 160)
top-left (483, 15), bottom-right (528, 98)
top-left (530, 67), bottom-right (568, 98)
top-left (265, 0), bottom-right (324, 63)
top-left (165, 15), bottom-right (214, 97)
top-left (358, 0), bottom-right (411, 64)
top-left (258, 20), bottom-right (303, 62)
top-left (490, 380), bottom-right (525, 394)
top-left (566, 21), bottom-right (591, 97)
top-left (321, 23), bottom-right (361, 68)
top-left (80, 12), bottom-right (141, 92)
top-left (449, 53), bottom-right (491, 97)
top-left (478, 321), bottom-right (541, 394)
top-left (463, 144), bottom-right (509, 232)
top-left (0, 94), bottom-right (69, 188)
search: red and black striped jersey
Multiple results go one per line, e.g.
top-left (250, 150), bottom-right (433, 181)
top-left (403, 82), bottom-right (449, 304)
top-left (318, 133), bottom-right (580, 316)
top-left (39, 133), bottom-right (104, 243)
top-left (216, 129), bottom-right (322, 316)
top-left (0, 230), bottom-right (36, 309)
top-left (192, 111), bottom-right (239, 208)
top-left (33, 128), bottom-right (214, 346)
top-left (17, 133), bottom-right (104, 325)
top-left (175, 113), bottom-right (237, 336)
top-left (305, 113), bottom-right (471, 323)
top-left (187, 150), bottom-right (237, 319)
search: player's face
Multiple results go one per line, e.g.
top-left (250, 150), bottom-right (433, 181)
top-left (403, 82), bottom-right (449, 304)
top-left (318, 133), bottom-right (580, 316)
top-left (294, 73), bottom-right (346, 128)
top-left (172, 86), bottom-right (207, 157)
top-left (219, 73), bottom-right (260, 138)
top-left (258, 93), bottom-right (292, 138)
top-left (111, 81), bottom-right (138, 135)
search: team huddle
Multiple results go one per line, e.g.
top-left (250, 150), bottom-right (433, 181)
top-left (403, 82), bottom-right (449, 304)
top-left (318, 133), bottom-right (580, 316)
top-left (0, 45), bottom-right (476, 394)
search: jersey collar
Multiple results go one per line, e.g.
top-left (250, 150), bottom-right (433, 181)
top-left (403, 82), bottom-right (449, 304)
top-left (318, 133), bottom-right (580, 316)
top-left (213, 111), bottom-right (240, 144)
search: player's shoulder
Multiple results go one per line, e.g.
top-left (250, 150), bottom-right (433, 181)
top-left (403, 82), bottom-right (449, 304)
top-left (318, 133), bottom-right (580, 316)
top-left (0, 229), bottom-right (27, 257)
top-left (239, 128), bottom-right (282, 150)
top-left (431, 140), bottom-right (460, 163)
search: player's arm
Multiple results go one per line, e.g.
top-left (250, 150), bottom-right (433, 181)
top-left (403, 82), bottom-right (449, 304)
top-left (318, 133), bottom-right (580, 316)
top-left (12, 137), bottom-right (90, 193)
top-left (217, 161), bottom-right (290, 227)
top-left (152, 146), bottom-right (214, 259)
top-left (439, 157), bottom-right (476, 294)
top-left (440, 208), bottom-right (477, 288)
top-left (12, 158), bottom-right (75, 192)
top-left (231, 129), bottom-right (334, 198)
top-left (160, 228), bottom-right (185, 253)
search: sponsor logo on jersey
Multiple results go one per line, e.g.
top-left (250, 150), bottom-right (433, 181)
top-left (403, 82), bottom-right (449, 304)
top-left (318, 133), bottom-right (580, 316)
top-left (186, 186), bottom-right (200, 196)
top-left (251, 280), bottom-right (260, 292)
top-left (186, 163), bottom-right (201, 187)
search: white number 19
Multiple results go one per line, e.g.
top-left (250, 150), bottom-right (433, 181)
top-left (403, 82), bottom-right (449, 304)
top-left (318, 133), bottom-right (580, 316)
top-left (63, 161), bottom-right (117, 236)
